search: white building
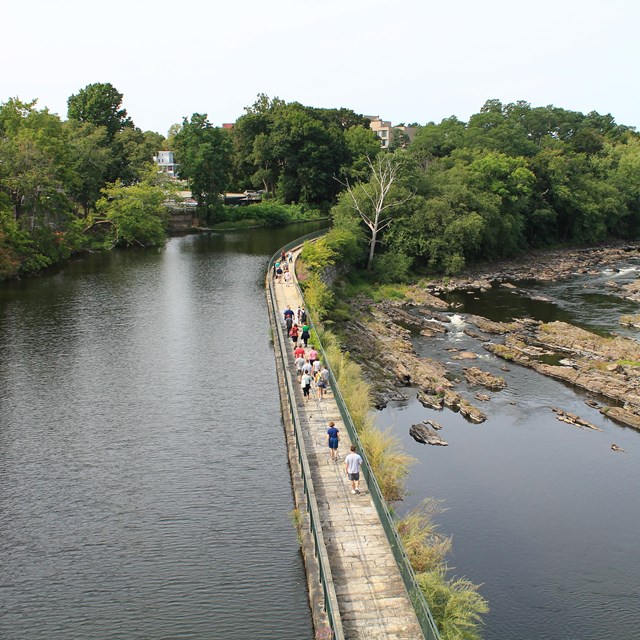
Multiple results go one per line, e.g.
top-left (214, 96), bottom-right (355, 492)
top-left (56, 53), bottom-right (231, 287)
top-left (154, 151), bottom-right (178, 178)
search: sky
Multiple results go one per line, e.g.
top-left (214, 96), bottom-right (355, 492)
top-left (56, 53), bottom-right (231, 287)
top-left (4, 0), bottom-right (639, 136)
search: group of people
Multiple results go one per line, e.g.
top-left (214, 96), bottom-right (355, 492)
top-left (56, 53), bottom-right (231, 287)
top-left (273, 250), bottom-right (294, 286)
top-left (283, 306), bottom-right (329, 402)
top-left (282, 304), bottom-right (363, 495)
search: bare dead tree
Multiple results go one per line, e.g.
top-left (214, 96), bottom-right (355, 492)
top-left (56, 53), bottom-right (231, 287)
top-left (338, 154), bottom-right (413, 270)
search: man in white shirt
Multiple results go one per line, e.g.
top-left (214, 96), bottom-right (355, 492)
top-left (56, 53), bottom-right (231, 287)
top-left (344, 445), bottom-right (363, 494)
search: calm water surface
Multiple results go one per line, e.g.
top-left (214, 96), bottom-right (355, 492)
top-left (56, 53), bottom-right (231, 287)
top-left (0, 224), bottom-right (325, 640)
top-left (377, 262), bottom-right (640, 640)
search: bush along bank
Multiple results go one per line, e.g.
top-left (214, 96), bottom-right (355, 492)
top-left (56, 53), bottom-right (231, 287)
top-left (209, 202), bottom-right (326, 230)
top-left (297, 237), bottom-right (489, 640)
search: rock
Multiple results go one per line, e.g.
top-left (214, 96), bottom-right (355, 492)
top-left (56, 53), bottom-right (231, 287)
top-left (475, 393), bottom-right (491, 402)
top-left (453, 351), bottom-right (478, 360)
top-left (417, 390), bottom-right (444, 410)
top-left (500, 365), bottom-right (511, 372)
top-left (600, 406), bottom-right (640, 431)
top-left (410, 422), bottom-right (448, 446)
top-left (620, 314), bottom-right (640, 328)
top-left (425, 419), bottom-right (443, 430)
top-left (501, 282), bottom-right (517, 289)
top-left (463, 367), bottom-right (507, 390)
top-left (457, 399), bottom-right (487, 424)
top-left (551, 407), bottom-right (603, 431)
top-left (611, 443), bottom-right (627, 453)
top-left (466, 315), bottom-right (516, 334)
top-left (584, 399), bottom-right (600, 409)
top-left (463, 328), bottom-right (489, 341)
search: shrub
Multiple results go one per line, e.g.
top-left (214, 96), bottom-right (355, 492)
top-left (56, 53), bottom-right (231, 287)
top-left (301, 273), bottom-right (334, 322)
top-left (373, 251), bottom-right (414, 283)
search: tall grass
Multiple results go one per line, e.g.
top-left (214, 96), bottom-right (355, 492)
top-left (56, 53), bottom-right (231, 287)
top-left (415, 569), bottom-right (489, 640)
top-left (398, 501), bottom-right (489, 639)
top-left (358, 426), bottom-right (414, 502)
top-left (397, 499), bottom-right (451, 573)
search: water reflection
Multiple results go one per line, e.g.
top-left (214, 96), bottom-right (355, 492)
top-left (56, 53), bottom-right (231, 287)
top-left (0, 223), bottom-right (325, 640)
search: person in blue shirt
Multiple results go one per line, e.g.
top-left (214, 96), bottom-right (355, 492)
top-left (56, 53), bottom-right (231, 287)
top-left (326, 421), bottom-right (340, 461)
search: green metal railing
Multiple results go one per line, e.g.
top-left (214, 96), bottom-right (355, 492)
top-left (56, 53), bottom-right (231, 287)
top-left (266, 232), bottom-right (344, 640)
top-left (280, 232), bottom-right (442, 640)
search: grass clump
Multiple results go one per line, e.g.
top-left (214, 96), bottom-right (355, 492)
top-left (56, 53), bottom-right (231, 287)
top-left (415, 569), bottom-right (489, 640)
top-left (358, 425), bottom-right (414, 502)
top-left (399, 500), bottom-right (489, 639)
top-left (397, 499), bottom-right (451, 572)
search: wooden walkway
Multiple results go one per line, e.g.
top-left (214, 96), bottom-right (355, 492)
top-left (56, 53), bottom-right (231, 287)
top-left (271, 262), bottom-right (423, 639)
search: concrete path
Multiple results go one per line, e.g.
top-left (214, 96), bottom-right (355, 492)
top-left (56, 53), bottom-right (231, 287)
top-left (271, 262), bottom-right (423, 639)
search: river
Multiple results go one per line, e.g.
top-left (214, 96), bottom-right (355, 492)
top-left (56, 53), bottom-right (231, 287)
top-left (0, 223), bottom-right (326, 640)
top-left (376, 261), bottom-right (640, 639)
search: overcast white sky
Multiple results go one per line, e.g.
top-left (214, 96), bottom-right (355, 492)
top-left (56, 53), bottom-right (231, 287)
top-left (4, 0), bottom-right (639, 136)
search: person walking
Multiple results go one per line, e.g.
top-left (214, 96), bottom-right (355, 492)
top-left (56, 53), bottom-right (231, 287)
top-left (327, 421), bottom-right (340, 460)
top-left (300, 322), bottom-right (310, 347)
top-left (284, 271), bottom-right (291, 286)
top-left (345, 445), bottom-right (363, 494)
top-left (295, 353), bottom-right (306, 377)
top-left (308, 346), bottom-right (318, 367)
top-left (289, 323), bottom-right (299, 346)
top-left (301, 371), bottom-right (313, 401)
top-left (285, 314), bottom-right (293, 334)
top-left (302, 359), bottom-right (313, 377)
top-left (293, 344), bottom-right (305, 360)
top-left (319, 364), bottom-right (330, 396)
top-left (315, 366), bottom-right (327, 400)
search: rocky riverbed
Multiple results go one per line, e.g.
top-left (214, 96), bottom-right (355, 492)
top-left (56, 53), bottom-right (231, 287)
top-left (338, 242), bottom-right (640, 431)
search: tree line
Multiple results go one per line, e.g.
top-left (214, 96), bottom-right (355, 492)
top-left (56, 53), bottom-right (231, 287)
top-left (328, 99), bottom-right (640, 278)
top-left (2, 83), bottom-right (639, 281)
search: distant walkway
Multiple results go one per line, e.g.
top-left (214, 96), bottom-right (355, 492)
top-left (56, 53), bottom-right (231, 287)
top-left (271, 253), bottom-right (424, 639)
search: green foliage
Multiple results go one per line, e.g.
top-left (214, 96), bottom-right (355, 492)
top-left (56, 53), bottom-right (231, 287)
top-left (174, 113), bottom-right (232, 221)
top-left (231, 95), bottom-right (371, 205)
top-left (372, 251), bottom-right (414, 283)
top-left (300, 273), bottom-right (334, 322)
top-left (67, 82), bottom-right (133, 140)
top-left (95, 181), bottom-right (168, 247)
top-left (219, 201), bottom-right (322, 226)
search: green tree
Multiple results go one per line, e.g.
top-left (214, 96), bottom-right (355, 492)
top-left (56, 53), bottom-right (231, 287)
top-left (173, 113), bottom-right (232, 221)
top-left (64, 121), bottom-right (111, 216)
top-left (67, 82), bottom-right (133, 140)
top-left (95, 180), bottom-right (168, 246)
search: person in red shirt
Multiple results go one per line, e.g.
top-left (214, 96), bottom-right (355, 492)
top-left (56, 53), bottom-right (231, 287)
top-left (289, 323), bottom-right (299, 346)
top-left (294, 345), bottom-right (305, 359)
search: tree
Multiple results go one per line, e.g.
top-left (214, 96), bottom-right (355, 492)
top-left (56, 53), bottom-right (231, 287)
top-left (95, 180), bottom-right (167, 246)
top-left (340, 154), bottom-right (412, 270)
top-left (67, 83), bottom-right (133, 140)
top-left (64, 121), bottom-right (111, 216)
top-left (173, 113), bottom-right (232, 220)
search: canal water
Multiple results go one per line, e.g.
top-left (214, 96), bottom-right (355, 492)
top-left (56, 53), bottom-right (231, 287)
top-left (377, 262), bottom-right (640, 639)
top-left (0, 223), bottom-right (326, 640)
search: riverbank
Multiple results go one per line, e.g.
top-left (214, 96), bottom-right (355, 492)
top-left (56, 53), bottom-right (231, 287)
top-left (335, 241), bottom-right (640, 430)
